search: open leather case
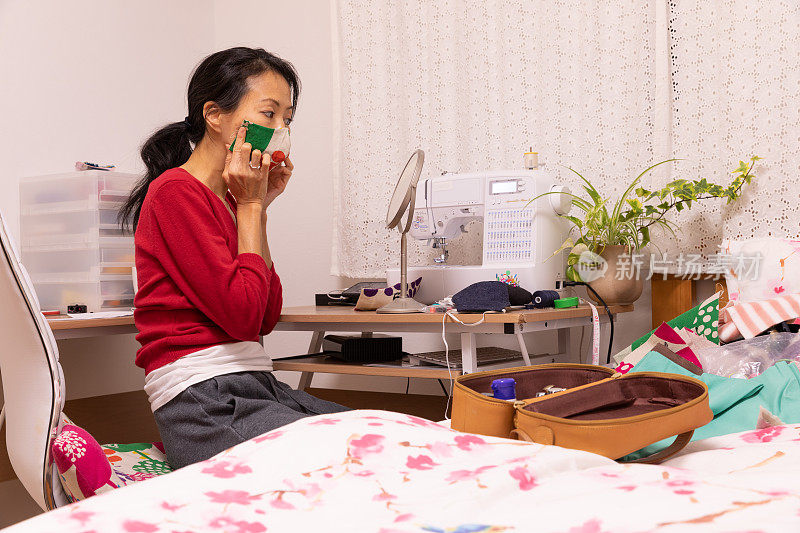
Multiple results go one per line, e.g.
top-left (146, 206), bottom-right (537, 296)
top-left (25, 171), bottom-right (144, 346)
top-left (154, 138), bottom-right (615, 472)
top-left (451, 348), bottom-right (713, 464)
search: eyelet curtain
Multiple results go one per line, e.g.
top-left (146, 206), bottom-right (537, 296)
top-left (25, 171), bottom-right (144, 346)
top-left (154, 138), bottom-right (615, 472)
top-left (331, 0), bottom-right (796, 278)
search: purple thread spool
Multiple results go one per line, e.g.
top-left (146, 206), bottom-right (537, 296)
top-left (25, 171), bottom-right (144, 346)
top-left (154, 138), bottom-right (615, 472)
top-left (491, 378), bottom-right (516, 400)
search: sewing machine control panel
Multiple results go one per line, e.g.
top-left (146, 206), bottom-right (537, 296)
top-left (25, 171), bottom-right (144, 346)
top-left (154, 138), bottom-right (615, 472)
top-left (485, 208), bottom-right (534, 263)
top-left (484, 178), bottom-right (536, 264)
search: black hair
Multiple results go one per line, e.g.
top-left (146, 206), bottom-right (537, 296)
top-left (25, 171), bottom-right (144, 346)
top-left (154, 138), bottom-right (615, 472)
top-left (119, 47), bottom-right (300, 229)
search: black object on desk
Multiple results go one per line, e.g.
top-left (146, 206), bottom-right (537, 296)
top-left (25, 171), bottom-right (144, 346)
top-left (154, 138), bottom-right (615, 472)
top-left (315, 293), bottom-right (358, 306)
top-left (322, 334), bottom-right (403, 363)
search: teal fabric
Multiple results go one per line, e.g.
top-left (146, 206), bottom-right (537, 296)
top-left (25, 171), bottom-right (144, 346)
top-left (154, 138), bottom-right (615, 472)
top-left (620, 351), bottom-right (800, 461)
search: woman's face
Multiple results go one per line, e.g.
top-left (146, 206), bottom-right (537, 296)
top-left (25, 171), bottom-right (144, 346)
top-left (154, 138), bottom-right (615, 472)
top-left (219, 70), bottom-right (294, 144)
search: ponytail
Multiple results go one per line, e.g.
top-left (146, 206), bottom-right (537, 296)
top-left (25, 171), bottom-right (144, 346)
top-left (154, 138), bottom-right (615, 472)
top-left (119, 47), bottom-right (301, 230)
top-left (119, 120), bottom-right (194, 229)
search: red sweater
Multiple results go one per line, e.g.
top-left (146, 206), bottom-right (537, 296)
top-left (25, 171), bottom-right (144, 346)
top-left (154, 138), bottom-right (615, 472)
top-left (133, 168), bottom-right (282, 374)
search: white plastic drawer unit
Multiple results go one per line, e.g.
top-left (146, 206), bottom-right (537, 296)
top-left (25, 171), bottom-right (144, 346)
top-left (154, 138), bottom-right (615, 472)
top-left (29, 274), bottom-right (135, 314)
top-left (19, 170), bottom-right (139, 312)
top-left (21, 208), bottom-right (132, 246)
top-left (19, 170), bottom-right (138, 210)
top-left (22, 238), bottom-right (135, 276)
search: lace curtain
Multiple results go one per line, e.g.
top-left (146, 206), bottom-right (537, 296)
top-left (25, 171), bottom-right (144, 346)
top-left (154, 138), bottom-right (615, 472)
top-left (660, 0), bottom-right (800, 262)
top-left (331, 0), bottom-right (796, 278)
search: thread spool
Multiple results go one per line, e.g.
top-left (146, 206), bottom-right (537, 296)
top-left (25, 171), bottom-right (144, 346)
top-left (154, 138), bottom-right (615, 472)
top-left (524, 148), bottom-right (539, 170)
top-left (491, 378), bottom-right (516, 400)
top-left (531, 290), bottom-right (560, 308)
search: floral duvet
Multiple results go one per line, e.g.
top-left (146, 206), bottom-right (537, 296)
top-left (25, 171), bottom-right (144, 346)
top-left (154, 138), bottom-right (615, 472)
top-left (6, 410), bottom-right (800, 532)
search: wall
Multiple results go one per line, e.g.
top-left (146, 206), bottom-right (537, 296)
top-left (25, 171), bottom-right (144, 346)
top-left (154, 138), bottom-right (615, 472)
top-left (0, 0), bottom-right (217, 401)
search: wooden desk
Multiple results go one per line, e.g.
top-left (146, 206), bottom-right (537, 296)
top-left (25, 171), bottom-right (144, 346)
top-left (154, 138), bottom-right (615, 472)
top-left (45, 303), bottom-right (634, 388)
top-left (47, 315), bottom-right (137, 339)
top-left (272, 304), bottom-right (632, 388)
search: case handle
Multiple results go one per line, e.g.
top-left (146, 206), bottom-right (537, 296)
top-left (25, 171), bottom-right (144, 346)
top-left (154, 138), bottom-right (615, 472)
top-left (621, 430), bottom-right (694, 465)
top-left (510, 428), bottom-right (694, 465)
top-left (509, 426), bottom-right (554, 445)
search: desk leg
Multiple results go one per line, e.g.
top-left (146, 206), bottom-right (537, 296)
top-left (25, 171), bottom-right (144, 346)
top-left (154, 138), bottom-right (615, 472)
top-left (460, 333), bottom-right (477, 374)
top-left (514, 328), bottom-right (532, 366)
top-left (297, 331), bottom-right (325, 391)
top-left (557, 328), bottom-right (572, 363)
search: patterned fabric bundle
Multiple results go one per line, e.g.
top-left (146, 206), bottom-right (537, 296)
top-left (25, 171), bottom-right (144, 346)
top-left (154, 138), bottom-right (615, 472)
top-left (720, 293), bottom-right (800, 341)
top-left (613, 292), bottom-right (721, 371)
top-left (632, 292), bottom-right (721, 350)
top-left (613, 322), bottom-right (707, 374)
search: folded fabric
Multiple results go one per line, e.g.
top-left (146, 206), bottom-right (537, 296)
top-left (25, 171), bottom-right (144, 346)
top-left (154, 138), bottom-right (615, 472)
top-left (680, 327), bottom-right (720, 352)
top-left (614, 292), bottom-right (720, 366)
top-left (719, 317), bottom-right (744, 343)
top-left (621, 351), bottom-right (800, 460)
top-left (452, 281), bottom-right (510, 312)
top-left (722, 293), bottom-right (800, 340)
top-left (613, 322), bottom-right (701, 374)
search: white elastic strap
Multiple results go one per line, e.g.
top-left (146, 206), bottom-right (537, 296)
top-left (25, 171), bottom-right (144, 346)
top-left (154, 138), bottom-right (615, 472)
top-left (441, 312), bottom-right (453, 420)
top-left (0, 404), bottom-right (5, 433)
top-left (441, 311), bottom-right (488, 420)
top-left (580, 298), bottom-right (601, 365)
top-left (444, 310), bottom-right (488, 326)
top-left (326, 289), bottom-right (348, 300)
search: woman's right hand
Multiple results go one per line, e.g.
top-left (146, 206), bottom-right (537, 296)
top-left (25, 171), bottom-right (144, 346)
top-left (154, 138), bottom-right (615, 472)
top-left (222, 126), bottom-right (270, 206)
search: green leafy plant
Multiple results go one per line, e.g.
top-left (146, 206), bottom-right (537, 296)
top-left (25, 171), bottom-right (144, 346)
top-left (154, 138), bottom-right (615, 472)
top-left (531, 156), bottom-right (761, 281)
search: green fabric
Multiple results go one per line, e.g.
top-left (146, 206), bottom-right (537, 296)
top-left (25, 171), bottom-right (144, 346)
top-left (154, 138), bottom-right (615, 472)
top-left (228, 121), bottom-right (275, 152)
top-left (621, 351), bottom-right (800, 460)
top-left (103, 443), bottom-right (153, 452)
top-left (630, 295), bottom-right (720, 350)
top-left (132, 458), bottom-right (172, 476)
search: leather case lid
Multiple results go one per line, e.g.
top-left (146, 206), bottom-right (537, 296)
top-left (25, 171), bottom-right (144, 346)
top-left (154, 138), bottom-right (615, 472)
top-left (521, 373), bottom-right (706, 420)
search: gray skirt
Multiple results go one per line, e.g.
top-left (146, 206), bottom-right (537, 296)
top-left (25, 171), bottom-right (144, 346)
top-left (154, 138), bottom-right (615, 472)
top-left (153, 371), bottom-right (350, 469)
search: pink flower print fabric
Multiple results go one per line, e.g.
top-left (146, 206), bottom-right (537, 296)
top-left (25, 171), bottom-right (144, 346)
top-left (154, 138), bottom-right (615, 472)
top-left (15, 413), bottom-right (800, 533)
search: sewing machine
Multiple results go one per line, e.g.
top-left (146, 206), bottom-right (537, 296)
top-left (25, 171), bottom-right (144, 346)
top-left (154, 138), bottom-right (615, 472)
top-left (387, 169), bottom-right (571, 304)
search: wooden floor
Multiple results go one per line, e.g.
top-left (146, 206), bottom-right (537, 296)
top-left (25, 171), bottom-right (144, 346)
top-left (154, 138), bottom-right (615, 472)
top-left (309, 388), bottom-right (449, 421)
top-left (1, 387), bottom-right (448, 482)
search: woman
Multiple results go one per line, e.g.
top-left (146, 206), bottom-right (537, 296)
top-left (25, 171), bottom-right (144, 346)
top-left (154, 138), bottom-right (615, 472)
top-left (120, 47), bottom-right (348, 469)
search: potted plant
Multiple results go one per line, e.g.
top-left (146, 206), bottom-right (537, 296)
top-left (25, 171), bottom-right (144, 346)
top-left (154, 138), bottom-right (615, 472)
top-left (536, 156), bottom-right (760, 305)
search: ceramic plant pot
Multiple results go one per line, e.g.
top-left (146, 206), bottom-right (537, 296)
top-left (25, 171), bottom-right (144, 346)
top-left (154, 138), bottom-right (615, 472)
top-left (586, 245), bottom-right (643, 305)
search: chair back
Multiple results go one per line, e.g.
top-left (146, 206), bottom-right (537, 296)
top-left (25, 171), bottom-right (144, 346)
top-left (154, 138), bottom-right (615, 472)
top-left (0, 211), bottom-right (68, 509)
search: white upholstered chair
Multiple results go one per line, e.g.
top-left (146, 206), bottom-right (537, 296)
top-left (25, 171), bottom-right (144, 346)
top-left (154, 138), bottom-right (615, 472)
top-left (0, 211), bottom-right (69, 510)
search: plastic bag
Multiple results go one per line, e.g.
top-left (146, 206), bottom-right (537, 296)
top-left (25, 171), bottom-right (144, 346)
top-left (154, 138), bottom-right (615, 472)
top-left (693, 332), bottom-right (800, 379)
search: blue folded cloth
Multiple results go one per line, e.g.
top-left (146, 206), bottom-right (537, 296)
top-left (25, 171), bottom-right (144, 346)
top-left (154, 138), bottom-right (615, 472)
top-left (452, 281), bottom-right (510, 312)
top-left (620, 350), bottom-right (800, 460)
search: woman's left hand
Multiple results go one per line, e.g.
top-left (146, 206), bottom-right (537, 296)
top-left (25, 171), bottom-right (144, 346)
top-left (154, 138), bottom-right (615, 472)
top-left (263, 156), bottom-right (293, 210)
